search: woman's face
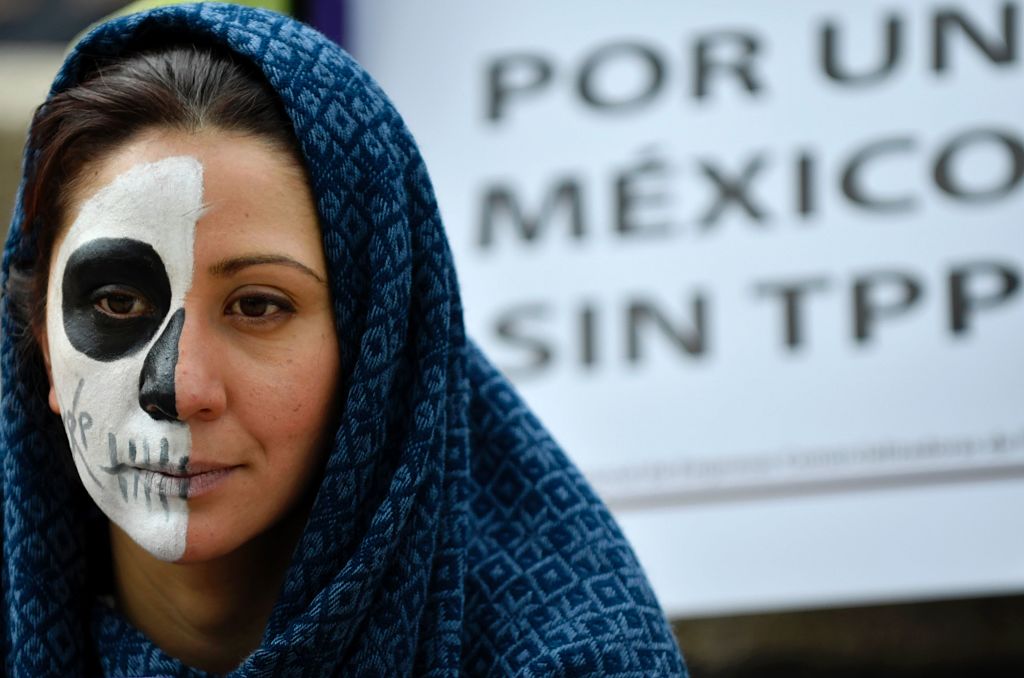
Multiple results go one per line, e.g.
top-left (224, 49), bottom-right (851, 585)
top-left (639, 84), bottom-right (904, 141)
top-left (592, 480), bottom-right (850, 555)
top-left (43, 128), bottom-right (340, 563)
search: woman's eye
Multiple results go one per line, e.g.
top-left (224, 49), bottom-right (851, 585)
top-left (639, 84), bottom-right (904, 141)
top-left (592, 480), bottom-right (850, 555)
top-left (226, 294), bottom-right (294, 320)
top-left (238, 297), bottom-right (271, 317)
top-left (93, 289), bottom-right (153, 318)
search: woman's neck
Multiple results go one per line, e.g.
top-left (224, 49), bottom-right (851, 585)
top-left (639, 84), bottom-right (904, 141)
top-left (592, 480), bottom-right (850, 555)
top-left (109, 512), bottom-right (304, 674)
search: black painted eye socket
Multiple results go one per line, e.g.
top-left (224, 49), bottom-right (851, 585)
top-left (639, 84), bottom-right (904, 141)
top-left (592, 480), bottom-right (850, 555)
top-left (62, 237), bottom-right (172, 362)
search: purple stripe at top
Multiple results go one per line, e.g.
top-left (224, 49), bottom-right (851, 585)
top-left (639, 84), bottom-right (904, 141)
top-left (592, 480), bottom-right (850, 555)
top-left (308, 0), bottom-right (345, 47)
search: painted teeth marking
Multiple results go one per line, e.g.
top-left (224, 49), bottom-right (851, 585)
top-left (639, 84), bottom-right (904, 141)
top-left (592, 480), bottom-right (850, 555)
top-left (108, 432), bottom-right (119, 468)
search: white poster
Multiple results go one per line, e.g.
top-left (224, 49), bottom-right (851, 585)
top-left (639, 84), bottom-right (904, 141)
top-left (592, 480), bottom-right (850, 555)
top-left (345, 0), bottom-right (1024, 616)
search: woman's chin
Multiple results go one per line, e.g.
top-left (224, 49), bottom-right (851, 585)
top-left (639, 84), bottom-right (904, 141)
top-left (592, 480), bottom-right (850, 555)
top-left (176, 496), bottom-right (305, 564)
top-left (175, 506), bottom-right (255, 563)
top-left (177, 527), bottom-right (252, 563)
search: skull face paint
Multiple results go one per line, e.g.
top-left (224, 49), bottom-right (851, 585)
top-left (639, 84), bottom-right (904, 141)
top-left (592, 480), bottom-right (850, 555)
top-left (45, 156), bottom-right (201, 562)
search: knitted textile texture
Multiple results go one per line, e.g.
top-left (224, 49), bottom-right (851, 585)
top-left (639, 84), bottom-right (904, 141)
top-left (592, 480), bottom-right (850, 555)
top-left (0, 3), bottom-right (688, 676)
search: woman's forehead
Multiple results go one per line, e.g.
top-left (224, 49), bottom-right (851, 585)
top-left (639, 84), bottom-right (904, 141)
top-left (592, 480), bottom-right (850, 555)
top-left (68, 128), bottom-right (303, 203)
top-left (57, 128), bottom-right (324, 273)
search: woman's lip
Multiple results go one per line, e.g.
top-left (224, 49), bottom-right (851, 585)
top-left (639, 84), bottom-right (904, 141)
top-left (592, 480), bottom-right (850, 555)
top-left (129, 463), bottom-right (237, 478)
top-left (183, 462), bottom-right (237, 476)
top-left (185, 466), bottom-right (236, 499)
top-left (126, 465), bottom-right (239, 499)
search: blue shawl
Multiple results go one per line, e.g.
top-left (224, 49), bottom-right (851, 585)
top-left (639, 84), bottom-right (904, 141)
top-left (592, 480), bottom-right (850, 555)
top-left (1, 3), bottom-right (687, 675)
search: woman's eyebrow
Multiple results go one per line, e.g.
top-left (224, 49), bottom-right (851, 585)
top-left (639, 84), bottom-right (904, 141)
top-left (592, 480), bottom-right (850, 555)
top-left (208, 254), bottom-right (326, 284)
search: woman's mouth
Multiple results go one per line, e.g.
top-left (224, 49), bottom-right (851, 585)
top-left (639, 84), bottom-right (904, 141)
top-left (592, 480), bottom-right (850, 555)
top-left (130, 464), bottom-right (237, 500)
top-left (182, 466), bottom-right (235, 499)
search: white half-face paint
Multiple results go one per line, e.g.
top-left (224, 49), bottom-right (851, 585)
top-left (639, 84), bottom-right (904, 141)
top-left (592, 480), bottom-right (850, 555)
top-left (45, 156), bottom-right (202, 562)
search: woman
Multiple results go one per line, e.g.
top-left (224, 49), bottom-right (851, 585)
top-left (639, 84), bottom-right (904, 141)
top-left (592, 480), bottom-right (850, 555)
top-left (1, 3), bottom-right (687, 676)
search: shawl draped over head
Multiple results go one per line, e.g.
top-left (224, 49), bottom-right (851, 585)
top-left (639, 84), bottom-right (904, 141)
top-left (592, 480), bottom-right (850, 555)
top-left (0, 3), bottom-right (688, 676)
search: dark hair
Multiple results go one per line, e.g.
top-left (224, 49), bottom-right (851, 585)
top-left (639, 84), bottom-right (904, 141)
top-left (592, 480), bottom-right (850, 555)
top-left (8, 44), bottom-right (303, 346)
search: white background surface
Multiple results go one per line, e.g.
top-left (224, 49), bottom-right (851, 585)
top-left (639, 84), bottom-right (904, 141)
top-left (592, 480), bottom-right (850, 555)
top-left (345, 0), bottom-right (1024, 617)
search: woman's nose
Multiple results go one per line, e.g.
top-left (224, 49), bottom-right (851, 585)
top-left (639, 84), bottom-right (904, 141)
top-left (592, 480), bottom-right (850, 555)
top-left (138, 308), bottom-right (227, 422)
top-left (138, 309), bottom-right (184, 421)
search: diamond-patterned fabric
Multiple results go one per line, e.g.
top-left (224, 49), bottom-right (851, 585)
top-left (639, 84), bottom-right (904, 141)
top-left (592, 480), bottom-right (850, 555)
top-left (1, 3), bottom-right (688, 676)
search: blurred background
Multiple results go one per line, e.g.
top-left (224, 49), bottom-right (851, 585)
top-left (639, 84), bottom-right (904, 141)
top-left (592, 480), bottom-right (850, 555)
top-left (2, 0), bottom-right (1022, 675)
